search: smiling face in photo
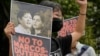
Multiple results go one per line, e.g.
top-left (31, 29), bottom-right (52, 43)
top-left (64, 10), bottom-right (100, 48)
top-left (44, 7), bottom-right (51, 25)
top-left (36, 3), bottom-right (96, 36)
top-left (19, 12), bottom-right (32, 29)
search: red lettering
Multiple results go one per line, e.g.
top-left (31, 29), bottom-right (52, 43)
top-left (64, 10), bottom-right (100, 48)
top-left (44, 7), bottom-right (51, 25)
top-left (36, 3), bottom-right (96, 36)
top-left (34, 52), bottom-right (38, 56)
top-left (40, 47), bottom-right (47, 54)
top-left (14, 47), bottom-right (19, 54)
top-left (18, 36), bottom-right (25, 43)
top-left (35, 46), bottom-right (40, 53)
top-left (14, 40), bottom-right (19, 47)
top-left (32, 38), bottom-right (37, 45)
top-left (24, 44), bottom-right (29, 52)
top-left (30, 45), bottom-right (34, 52)
top-left (25, 37), bottom-right (30, 44)
top-left (29, 52), bottom-right (33, 56)
top-left (37, 40), bottom-right (43, 46)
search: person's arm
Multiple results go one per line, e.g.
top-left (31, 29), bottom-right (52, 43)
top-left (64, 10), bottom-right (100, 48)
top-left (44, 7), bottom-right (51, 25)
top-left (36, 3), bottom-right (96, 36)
top-left (4, 22), bottom-right (15, 56)
top-left (71, 0), bottom-right (87, 47)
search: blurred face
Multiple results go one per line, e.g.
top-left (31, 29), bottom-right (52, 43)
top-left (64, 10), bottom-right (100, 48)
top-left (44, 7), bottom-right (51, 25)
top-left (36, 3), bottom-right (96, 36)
top-left (19, 13), bottom-right (32, 29)
top-left (52, 9), bottom-right (63, 32)
top-left (53, 9), bottom-right (62, 20)
top-left (32, 15), bottom-right (43, 29)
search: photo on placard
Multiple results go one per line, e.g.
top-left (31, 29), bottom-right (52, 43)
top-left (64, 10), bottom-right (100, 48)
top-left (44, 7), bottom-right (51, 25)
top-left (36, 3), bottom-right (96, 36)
top-left (10, 1), bottom-right (52, 37)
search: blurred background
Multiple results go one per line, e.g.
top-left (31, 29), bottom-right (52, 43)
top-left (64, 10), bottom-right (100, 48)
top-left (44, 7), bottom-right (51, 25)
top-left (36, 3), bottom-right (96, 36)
top-left (0, 0), bottom-right (100, 55)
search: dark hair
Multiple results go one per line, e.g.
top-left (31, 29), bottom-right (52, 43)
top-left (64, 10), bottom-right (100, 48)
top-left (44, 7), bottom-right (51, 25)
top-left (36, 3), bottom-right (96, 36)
top-left (17, 10), bottom-right (31, 19)
top-left (39, 1), bottom-right (62, 11)
top-left (33, 14), bottom-right (44, 23)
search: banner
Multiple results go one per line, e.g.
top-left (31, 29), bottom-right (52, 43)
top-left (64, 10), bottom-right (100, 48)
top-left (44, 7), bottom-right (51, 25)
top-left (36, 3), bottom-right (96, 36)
top-left (58, 17), bottom-right (78, 37)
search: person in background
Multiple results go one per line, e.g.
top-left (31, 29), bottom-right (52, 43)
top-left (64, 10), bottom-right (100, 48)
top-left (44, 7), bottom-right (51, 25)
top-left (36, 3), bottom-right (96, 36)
top-left (66, 41), bottom-right (96, 56)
